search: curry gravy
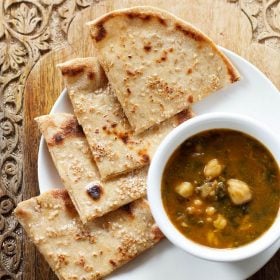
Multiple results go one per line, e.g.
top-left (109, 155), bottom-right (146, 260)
top-left (162, 129), bottom-right (280, 248)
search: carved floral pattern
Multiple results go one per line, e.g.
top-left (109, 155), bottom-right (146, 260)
top-left (0, 0), bottom-right (279, 279)
top-left (229, 0), bottom-right (280, 50)
top-left (7, 3), bottom-right (42, 34)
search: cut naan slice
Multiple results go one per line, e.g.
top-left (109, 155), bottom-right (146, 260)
top-left (88, 6), bottom-right (240, 133)
top-left (35, 113), bottom-right (146, 223)
top-left (15, 190), bottom-right (163, 280)
top-left (57, 57), bottom-right (193, 179)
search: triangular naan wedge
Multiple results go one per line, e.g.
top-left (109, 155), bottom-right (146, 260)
top-left (88, 6), bottom-right (240, 133)
top-left (58, 57), bottom-right (193, 179)
top-left (35, 113), bottom-right (146, 223)
top-left (15, 190), bottom-right (163, 280)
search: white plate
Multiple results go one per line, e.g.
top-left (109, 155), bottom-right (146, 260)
top-left (38, 48), bottom-right (280, 280)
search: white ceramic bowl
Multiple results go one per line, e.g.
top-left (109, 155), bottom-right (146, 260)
top-left (147, 112), bottom-right (280, 262)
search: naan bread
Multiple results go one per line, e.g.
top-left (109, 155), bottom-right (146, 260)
top-left (58, 57), bottom-right (193, 179)
top-left (35, 113), bottom-right (146, 223)
top-left (15, 189), bottom-right (163, 280)
top-left (88, 6), bottom-right (240, 133)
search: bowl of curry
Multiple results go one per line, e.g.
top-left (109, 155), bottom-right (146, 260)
top-left (147, 113), bottom-right (280, 262)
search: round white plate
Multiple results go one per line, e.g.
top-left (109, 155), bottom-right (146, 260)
top-left (38, 48), bottom-right (280, 280)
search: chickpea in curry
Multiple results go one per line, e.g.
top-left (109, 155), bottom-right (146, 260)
top-left (162, 129), bottom-right (280, 248)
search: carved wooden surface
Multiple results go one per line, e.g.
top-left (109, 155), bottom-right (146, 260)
top-left (1, 0), bottom-right (280, 279)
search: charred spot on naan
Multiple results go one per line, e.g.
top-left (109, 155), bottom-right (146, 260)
top-left (156, 50), bottom-right (168, 63)
top-left (14, 207), bottom-right (30, 219)
top-left (141, 154), bottom-right (150, 164)
top-left (52, 189), bottom-right (70, 201)
top-left (220, 54), bottom-right (240, 83)
top-left (127, 13), bottom-right (151, 21)
top-left (101, 123), bottom-right (142, 146)
top-left (87, 71), bottom-right (95, 80)
top-left (118, 132), bottom-right (130, 144)
top-left (101, 125), bottom-right (132, 144)
top-left (126, 69), bottom-right (143, 78)
top-left (176, 109), bottom-right (194, 125)
top-left (86, 184), bottom-right (103, 200)
top-left (143, 42), bottom-right (152, 52)
top-left (174, 23), bottom-right (204, 42)
top-left (126, 88), bottom-right (132, 95)
top-left (49, 118), bottom-right (84, 146)
top-left (188, 95), bottom-right (194, 103)
top-left (109, 260), bottom-right (117, 267)
top-left (53, 134), bottom-right (63, 144)
top-left (121, 203), bottom-right (134, 218)
top-left (61, 63), bottom-right (96, 80)
top-left (94, 23), bottom-right (107, 42)
top-left (61, 64), bottom-right (85, 76)
top-left (138, 149), bottom-right (150, 164)
top-left (157, 17), bottom-right (167, 26)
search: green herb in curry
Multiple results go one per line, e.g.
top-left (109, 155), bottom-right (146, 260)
top-left (162, 129), bottom-right (280, 248)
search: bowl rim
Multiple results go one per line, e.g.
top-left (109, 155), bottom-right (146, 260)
top-left (147, 112), bottom-right (280, 262)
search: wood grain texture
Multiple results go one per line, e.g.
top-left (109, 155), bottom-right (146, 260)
top-left (0, 0), bottom-right (279, 279)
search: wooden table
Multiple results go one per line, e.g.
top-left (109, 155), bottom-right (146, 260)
top-left (1, 0), bottom-right (280, 279)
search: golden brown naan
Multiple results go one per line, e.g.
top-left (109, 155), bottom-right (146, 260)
top-left (88, 6), bottom-right (240, 133)
top-left (58, 57), bottom-right (193, 179)
top-left (15, 189), bottom-right (164, 280)
top-left (35, 113), bottom-right (147, 223)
